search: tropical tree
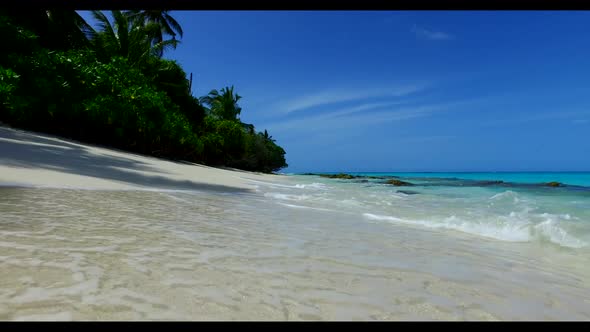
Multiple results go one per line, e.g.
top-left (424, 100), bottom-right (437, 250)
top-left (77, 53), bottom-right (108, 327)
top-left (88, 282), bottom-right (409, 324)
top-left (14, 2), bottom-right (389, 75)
top-left (125, 10), bottom-right (183, 57)
top-left (262, 129), bottom-right (274, 142)
top-left (90, 10), bottom-right (179, 66)
top-left (200, 86), bottom-right (243, 122)
top-left (45, 10), bottom-right (94, 50)
top-left (0, 10), bottom-right (288, 173)
top-left (141, 57), bottom-right (206, 127)
top-left (1, 9), bottom-right (93, 51)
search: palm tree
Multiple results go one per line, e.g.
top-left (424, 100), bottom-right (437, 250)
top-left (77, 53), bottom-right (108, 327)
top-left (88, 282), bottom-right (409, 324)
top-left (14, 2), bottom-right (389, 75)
top-left (262, 129), bottom-right (275, 142)
top-left (4, 9), bottom-right (93, 50)
top-left (90, 10), bottom-right (179, 66)
top-left (125, 10), bottom-right (183, 57)
top-left (45, 10), bottom-right (95, 49)
top-left (200, 86), bottom-right (243, 122)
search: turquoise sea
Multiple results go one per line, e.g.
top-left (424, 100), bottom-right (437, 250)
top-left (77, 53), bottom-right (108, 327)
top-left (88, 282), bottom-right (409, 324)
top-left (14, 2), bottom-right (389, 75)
top-left (271, 172), bottom-right (590, 249)
top-left (347, 172), bottom-right (590, 187)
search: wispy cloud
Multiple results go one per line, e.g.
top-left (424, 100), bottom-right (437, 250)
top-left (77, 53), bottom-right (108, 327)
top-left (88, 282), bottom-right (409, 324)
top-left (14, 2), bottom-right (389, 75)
top-left (260, 106), bottom-right (431, 135)
top-left (484, 110), bottom-right (590, 126)
top-left (277, 83), bottom-right (427, 115)
top-left (412, 25), bottom-right (453, 41)
top-left (326, 100), bottom-right (410, 118)
top-left (261, 101), bottom-right (472, 135)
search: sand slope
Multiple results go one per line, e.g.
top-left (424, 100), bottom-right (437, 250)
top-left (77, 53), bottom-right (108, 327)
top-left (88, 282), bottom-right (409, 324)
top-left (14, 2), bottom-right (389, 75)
top-left (0, 126), bottom-right (284, 192)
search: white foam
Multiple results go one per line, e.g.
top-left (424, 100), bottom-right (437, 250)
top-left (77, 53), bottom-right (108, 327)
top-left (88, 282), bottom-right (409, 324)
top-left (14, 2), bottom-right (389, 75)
top-left (264, 192), bottom-right (311, 201)
top-left (244, 179), bottom-right (300, 189)
top-left (363, 213), bottom-right (407, 223)
top-left (490, 190), bottom-right (520, 203)
top-left (362, 212), bottom-right (588, 248)
top-left (540, 212), bottom-right (573, 221)
top-left (279, 203), bottom-right (309, 209)
top-left (294, 183), bottom-right (328, 190)
top-left (245, 178), bottom-right (329, 191)
top-left (533, 217), bottom-right (587, 248)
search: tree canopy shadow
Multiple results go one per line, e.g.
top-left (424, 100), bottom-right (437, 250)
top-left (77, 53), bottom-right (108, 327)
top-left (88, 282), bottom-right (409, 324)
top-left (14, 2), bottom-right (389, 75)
top-left (0, 126), bottom-right (252, 193)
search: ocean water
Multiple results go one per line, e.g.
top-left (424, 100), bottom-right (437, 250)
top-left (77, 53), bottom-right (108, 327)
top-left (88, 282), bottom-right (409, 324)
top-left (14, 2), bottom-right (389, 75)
top-left (347, 172), bottom-right (590, 187)
top-left (289, 172), bottom-right (590, 248)
top-left (1, 172), bottom-right (590, 320)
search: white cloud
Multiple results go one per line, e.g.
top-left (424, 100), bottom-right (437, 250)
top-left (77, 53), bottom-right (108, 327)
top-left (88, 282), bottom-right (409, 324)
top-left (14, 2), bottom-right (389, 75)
top-left (325, 100), bottom-right (410, 118)
top-left (412, 25), bottom-right (453, 41)
top-left (263, 105), bottom-right (438, 134)
top-left (262, 98), bottom-right (482, 135)
top-left (277, 83), bottom-right (427, 115)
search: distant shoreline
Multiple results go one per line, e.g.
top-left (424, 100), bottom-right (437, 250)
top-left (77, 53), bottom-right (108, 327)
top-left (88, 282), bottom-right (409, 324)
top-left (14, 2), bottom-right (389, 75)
top-left (297, 171), bottom-right (590, 188)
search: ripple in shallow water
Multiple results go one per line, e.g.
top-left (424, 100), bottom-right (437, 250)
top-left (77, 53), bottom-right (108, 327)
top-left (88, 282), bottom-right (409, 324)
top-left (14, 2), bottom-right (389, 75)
top-left (1, 186), bottom-right (590, 320)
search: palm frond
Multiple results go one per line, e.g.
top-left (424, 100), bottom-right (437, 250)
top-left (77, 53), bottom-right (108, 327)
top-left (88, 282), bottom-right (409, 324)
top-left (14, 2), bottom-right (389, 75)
top-left (151, 39), bottom-right (180, 57)
top-left (74, 11), bottom-right (97, 41)
top-left (163, 12), bottom-right (183, 38)
top-left (123, 10), bottom-right (143, 22)
top-left (112, 10), bottom-right (129, 57)
top-left (91, 10), bottom-right (116, 43)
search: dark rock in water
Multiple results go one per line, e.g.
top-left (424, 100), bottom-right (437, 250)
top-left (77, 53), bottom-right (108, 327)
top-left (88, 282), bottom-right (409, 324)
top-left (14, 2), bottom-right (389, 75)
top-left (474, 180), bottom-right (505, 186)
top-left (351, 175), bottom-right (388, 179)
top-left (319, 173), bottom-right (356, 179)
top-left (397, 190), bottom-right (419, 195)
top-left (353, 179), bottom-right (369, 183)
top-left (385, 179), bottom-right (414, 186)
top-left (302, 173), bottom-right (317, 176)
top-left (546, 181), bottom-right (564, 187)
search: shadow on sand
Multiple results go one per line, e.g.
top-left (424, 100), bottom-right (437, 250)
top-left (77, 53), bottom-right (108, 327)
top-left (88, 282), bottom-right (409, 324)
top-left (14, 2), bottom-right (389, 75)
top-left (0, 126), bottom-right (251, 193)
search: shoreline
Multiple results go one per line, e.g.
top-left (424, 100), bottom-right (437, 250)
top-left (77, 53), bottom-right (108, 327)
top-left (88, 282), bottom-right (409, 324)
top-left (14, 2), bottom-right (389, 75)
top-left (0, 126), bottom-right (288, 193)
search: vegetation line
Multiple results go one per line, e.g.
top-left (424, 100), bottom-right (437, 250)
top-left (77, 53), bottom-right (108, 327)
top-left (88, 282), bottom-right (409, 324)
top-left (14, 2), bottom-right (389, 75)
top-left (0, 10), bottom-right (287, 173)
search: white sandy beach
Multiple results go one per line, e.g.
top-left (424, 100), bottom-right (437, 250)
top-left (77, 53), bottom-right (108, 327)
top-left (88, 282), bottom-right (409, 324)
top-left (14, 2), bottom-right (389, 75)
top-left (0, 125), bottom-right (285, 191)
top-left (1, 125), bottom-right (590, 321)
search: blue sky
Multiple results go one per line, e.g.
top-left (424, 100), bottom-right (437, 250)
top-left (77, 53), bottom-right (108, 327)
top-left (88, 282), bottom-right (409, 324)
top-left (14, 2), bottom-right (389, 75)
top-left (79, 11), bottom-right (590, 173)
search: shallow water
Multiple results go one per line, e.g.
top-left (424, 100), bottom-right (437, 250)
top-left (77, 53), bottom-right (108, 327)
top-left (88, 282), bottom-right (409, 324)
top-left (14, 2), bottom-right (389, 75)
top-left (1, 174), bottom-right (589, 320)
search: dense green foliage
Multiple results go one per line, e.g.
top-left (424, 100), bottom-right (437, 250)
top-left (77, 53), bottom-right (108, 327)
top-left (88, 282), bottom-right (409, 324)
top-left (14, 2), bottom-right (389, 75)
top-left (0, 10), bottom-right (287, 173)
